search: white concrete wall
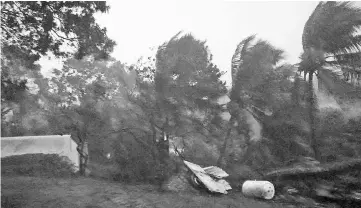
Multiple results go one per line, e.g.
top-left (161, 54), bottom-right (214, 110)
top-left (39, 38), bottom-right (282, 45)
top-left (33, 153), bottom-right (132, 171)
top-left (1, 135), bottom-right (80, 171)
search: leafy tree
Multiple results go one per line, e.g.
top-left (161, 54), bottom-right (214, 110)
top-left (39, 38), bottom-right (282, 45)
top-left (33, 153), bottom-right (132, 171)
top-left (0, 50), bottom-right (50, 136)
top-left (300, 1), bottom-right (361, 159)
top-left (129, 32), bottom-right (227, 165)
top-left (1, 1), bottom-right (115, 64)
top-left (155, 33), bottom-right (226, 111)
top-left (1, 2), bottom-right (116, 139)
top-left (155, 32), bottom-right (226, 152)
top-left (42, 57), bottom-right (138, 175)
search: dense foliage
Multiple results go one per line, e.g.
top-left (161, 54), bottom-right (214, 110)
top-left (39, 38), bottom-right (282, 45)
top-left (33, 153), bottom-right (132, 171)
top-left (1, 1), bottom-right (115, 62)
top-left (1, 2), bottom-right (360, 195)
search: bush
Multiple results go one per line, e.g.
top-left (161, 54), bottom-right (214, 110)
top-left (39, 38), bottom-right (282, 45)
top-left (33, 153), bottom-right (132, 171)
top-left (1, 153), bottom-right (76, 177)
top-left (318, 108), bottom-right (346, 133)
top-left (317, 109), bottom-right (361, 161)
top-left (111, 139), bottom-right (175, 184)
top-left (87, 162), bottom-right (120, 180)
top-left (111, 157), bottom-right (175, 185)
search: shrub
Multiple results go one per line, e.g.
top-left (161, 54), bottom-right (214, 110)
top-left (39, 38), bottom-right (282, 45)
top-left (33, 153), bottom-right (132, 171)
top-left (318, 108), bottom-right (346, 134)
top-left (1, 153), bottom-right (76, 177)
top-left (317, 109), bottom-right (361, 161)
top-left (1, 194), bottom-right (26, 208)
top-left (87, 162), bottom-right (120, 180)
top-left (111, 139), bottom-right (175, 184)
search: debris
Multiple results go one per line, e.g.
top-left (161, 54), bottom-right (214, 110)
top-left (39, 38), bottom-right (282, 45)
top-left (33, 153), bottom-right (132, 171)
top-left (284, 186), bottom-right (299, 195)
top-left (203, 166), bottom-right (229, 179)
top-left (217, 179), bottom-right (232, 191)
top-left (242, 180), bottom-right (275, 199)
top-left (183, 160), bottom-right (231, 194)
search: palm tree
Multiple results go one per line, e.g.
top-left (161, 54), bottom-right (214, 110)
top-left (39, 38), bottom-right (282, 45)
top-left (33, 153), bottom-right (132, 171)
top-left (217, 35), bottom-right (287, 167)
top-left (300, 1), bottom-right (361, 160)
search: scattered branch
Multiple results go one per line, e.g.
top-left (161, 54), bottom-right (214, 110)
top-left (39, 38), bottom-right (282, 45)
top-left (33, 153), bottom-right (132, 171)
top-left (51, 29), bottom-right (78, 41)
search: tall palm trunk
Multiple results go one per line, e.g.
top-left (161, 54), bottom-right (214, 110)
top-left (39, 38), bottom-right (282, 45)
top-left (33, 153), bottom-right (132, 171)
top-left (308, 71), bottom-right (319, 160)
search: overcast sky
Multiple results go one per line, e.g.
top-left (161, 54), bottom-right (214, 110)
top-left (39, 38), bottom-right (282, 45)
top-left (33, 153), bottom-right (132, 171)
top-left (39, 1), bottom-right (361, 86)
top-left (93, 0), bottom-right (322, 86)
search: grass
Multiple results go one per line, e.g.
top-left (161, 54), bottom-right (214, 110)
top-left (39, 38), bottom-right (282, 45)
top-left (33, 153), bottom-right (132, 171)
top-left (1, 176), bottom-right (291, 208)
top-left (1, 154), bottom-right (331, 207)
top-left (0, 154), bottom-right (314, 207)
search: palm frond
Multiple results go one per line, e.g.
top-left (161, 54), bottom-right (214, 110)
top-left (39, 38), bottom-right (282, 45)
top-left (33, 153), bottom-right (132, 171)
top-left (329, 34), bottom-right (361, 55)
top-left (303, 1), bottom-right (361, 53)
top-left (332, 51), bottom-right (361, 64)
top-left (302, 2), bottom-right (324, 50)
top-left (231, 34), bottom-right (256, 85)
top-left (327, 52), bottom-right (361, 75)
top-left (168, 31), bottom-right (183, 43)
top-left (158, 31), bottom-right (184, 51)
top-left (318, 66), bottom-right (361, 99)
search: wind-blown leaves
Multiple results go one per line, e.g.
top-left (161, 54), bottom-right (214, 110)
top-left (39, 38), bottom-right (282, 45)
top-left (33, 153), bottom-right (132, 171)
top-left (303, 2), bottom-right (361, 51)
top-left (217, 34), bottom-right (297, 168)
top-left (155, 33), bottom-right (225, 111)
top-left (1, 1), bottom-right (115, 62)
top-left (318, 66), bottom-right (361, 99)
top-left (301, 1), bottom-right (361, 96)
top-left (231, 34), bottom-right (256, 86)
top-left (303, 1), bottom-right (361, 55)
top-left (300, 1), bottom-right (361, 160)
top-left (231, 35), bottom-right (286, 109)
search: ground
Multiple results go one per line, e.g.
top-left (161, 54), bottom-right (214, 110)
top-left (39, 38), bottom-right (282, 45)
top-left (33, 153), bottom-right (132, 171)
top-left (1, 176), bottom-right (292, 208)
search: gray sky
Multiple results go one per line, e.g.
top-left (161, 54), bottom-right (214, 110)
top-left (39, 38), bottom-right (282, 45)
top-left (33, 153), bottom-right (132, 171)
top-left (94, 0), bottom-right (320, 86)
top-left (39, 1), bottom-right (361, 86)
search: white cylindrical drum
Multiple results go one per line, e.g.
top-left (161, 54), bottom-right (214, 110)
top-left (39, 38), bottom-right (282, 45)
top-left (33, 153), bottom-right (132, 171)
top-left (242, 180), bottom-right (275, 199)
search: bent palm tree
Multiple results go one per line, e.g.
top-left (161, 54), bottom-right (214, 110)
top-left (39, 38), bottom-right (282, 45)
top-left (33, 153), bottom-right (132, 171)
top-left (217, 35), bottom-right (287, 167)
top-left (300, 1), bottom-right (361, 160)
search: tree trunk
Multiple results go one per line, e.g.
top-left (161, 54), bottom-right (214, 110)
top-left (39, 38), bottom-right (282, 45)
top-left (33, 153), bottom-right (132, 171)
top-left (157, 118), bottom-right (170, 164)
top-left (291, 75), bottom-right (301, 107)
top-left (308, 71), bottom-right (319, 160)
top-left (238, 134), bottom-right (253, 164)
top-left (304, 71), bottom-right (307, 81)
top-left (158, 132), bottom-right (169, 163)
top-left (77, 141), bottom-right (88, 176)
top-left (217, 118), bottom-right (233, 168)
top-left (151, 123), bottom-right (157, 144)
top-left (76, 128), bottom-right (88, 176)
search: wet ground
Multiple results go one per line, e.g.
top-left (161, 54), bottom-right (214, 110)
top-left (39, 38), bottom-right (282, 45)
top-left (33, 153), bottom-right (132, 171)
top-left (2, 176), bottom-right (303, 208)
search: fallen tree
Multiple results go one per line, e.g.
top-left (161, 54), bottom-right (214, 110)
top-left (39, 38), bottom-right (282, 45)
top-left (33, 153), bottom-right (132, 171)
top-left (263, 158), bottom-right (361, 181)
top-left (263, 158), bottom-right (361, 206)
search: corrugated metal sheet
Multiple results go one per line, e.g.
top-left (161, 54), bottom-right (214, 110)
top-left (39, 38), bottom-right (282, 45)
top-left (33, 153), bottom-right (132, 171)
top-left (203, 166), bottom-right (229, 179)
top-left (184, 160), bottom-right (231, 194)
